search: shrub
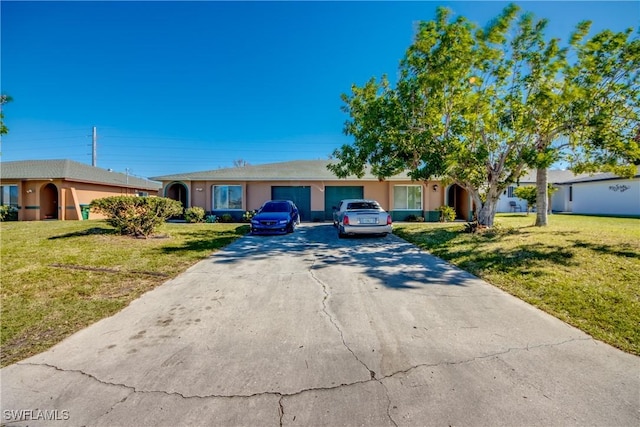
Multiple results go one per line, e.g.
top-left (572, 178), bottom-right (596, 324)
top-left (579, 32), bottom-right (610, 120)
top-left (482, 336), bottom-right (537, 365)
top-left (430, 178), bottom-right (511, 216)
top-left (90, 196), bottom-right (183, 238)
top-left (242, 210), bottom-right (256, 222)
top-left (0, 206), bottom-right (18, 221)
top-left (436, 205), bottom-right (456, 222)
top-left (464, 221), bottom-right (479, 233)
top-left (205, 214), bottom-right (218, 223)
top-left (220, 213), bottom-right (234, 223)
top-left (405, 214), bottom-right (425, 222)
top-left (184, 206), bottom-right (206, 223)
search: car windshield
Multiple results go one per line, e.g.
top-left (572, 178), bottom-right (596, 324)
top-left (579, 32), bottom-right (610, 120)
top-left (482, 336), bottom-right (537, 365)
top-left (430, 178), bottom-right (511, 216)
top-left (347, 202), bottom-right (380, 210)
top-left (261, 202), bottom-right (290, 213)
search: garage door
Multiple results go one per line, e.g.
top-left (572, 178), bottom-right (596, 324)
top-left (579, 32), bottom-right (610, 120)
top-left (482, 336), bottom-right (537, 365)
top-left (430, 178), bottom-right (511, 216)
top-left (271, 186), bottom-right (311, 221)
top-left (324, 186), bottom-right (364, 220)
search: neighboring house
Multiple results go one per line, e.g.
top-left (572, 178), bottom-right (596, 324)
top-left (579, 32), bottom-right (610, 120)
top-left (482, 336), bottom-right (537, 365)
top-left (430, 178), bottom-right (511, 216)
top-left (553, 170), bottom-right (640, 216)
top-left (0, 160), bottom-right (161, 221)
top-left (150, 160), bottom-right (464, 222)
top-left (498, 168), bottom-right (640, 217)
top-left (497, 170), bottom-right (594, 213)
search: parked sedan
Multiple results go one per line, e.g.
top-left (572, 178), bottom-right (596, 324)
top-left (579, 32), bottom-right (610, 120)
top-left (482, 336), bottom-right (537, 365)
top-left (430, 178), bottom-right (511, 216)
top-left (250, 200), bottom-right (300, 234)
top-left (334, 199), bottom-right (392, 238)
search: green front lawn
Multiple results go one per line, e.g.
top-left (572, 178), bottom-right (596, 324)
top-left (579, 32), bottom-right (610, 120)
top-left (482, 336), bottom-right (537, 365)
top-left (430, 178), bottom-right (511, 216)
top-left (395, 214), bottom-right (640, 355)
top-left (1, 220), bottom-right (249, 367)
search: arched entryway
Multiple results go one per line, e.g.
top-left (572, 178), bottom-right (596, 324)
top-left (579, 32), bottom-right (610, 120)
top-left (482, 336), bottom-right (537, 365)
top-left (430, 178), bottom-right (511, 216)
top-left (41, 183), bottom-right (59, 220)
top-left (447, 184), bottom-right (472, 221)
top-left (165, 182), bottom-right (188, 210)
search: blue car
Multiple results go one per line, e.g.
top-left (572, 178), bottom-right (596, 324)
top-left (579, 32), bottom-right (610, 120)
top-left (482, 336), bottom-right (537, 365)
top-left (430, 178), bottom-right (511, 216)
top-left (250, 200), bottom-right (300, 234)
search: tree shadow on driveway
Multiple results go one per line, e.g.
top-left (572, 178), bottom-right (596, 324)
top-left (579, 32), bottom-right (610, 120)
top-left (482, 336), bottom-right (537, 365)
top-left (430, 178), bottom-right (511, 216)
top-left (209, 224), bottom-right (476, 290)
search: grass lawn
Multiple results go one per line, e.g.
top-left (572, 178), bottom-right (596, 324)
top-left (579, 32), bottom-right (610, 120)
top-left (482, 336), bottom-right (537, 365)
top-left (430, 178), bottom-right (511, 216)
top-left (395, 214), bottom-right (640, 355)
top-left (1, 220), bottom-right (249, 367)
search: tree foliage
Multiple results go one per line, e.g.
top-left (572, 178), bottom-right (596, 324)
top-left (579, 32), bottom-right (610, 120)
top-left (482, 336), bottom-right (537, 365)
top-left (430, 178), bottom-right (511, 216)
top-left (526, 23), bottom-right (640, 226)
top-left (513, 185), bottom-right (557, 214)
top-left (1, 94), bottom-right (12, 136)
top-left (329, 3), bottom-right (639, 227)
top-left (90, 196), bottom-right (183, 238)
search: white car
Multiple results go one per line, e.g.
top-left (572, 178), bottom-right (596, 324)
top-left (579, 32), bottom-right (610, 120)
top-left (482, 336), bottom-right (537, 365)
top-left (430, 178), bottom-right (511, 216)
top-left (333, 199), bottom-right (393, 238)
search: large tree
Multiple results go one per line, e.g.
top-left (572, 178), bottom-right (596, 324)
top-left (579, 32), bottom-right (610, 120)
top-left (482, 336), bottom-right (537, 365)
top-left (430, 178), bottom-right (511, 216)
top-left (329, 4), bottom-right (639, 227)
top-left (527, 24), bottom-right (640, 226)
top-left (330, 5), bottom-right (540, 226)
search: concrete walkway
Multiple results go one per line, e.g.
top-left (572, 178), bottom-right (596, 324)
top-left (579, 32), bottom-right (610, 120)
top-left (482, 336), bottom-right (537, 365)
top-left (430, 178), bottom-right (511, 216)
top-left (2, 224), bottom-right (638, 426)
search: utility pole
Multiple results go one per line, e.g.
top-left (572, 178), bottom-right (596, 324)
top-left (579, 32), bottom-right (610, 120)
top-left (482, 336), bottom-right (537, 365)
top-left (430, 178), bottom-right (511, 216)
top-left (92, 126), bottom-right (97, 167)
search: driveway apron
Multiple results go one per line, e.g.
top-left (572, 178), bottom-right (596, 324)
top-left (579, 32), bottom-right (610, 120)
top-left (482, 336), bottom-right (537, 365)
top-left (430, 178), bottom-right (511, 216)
top-left (2, 224), bottom-right (638, 426)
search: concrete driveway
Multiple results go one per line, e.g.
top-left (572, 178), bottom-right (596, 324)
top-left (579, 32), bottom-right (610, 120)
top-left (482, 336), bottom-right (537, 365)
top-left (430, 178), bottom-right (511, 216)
top-left (2, 224), bottom-right (638, 426)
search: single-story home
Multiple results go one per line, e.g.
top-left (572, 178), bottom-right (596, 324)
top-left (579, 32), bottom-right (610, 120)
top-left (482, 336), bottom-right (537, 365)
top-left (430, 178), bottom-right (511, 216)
top-left (0, 159), bottom-right (162, 221)
top-left (552, 169), bottom-right (640, 216)
top-left (151, 160), bottom-right (639, 221)
top-left (150, 160), bottom-right (470, 222)
top-left (500, 168), bottom-right (639, 217)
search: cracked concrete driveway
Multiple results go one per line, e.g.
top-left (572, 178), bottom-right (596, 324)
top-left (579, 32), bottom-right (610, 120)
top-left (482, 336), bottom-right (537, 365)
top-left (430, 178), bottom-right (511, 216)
top-left (2, 223), bottom-right (639, 426)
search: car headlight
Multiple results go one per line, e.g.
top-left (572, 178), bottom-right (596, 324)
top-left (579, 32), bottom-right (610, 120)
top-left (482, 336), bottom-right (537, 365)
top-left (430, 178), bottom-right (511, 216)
top-left (251, 220), bottom-right (259, 225)
top-left (278, 219), bottom-right (288, 224)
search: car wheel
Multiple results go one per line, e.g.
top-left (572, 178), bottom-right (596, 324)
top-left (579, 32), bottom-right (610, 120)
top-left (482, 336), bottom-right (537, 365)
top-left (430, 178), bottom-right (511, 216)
top-left (286, 222), bottom-right (294, 233)
top-left (338, 227), bottom-right (346, 239)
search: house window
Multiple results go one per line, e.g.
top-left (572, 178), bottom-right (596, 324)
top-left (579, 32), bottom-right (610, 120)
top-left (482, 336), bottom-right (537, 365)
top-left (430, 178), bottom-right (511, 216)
top-left (0, 185), bottom-right (18, 207)
top-left (569, 186), bottom-right (573, 202)
top-left (507, 186), bottom-right (515, 198)
top-left (394, 185), bottom-right (422, 210)
top-left (213, 185), bottom-right (243, 210)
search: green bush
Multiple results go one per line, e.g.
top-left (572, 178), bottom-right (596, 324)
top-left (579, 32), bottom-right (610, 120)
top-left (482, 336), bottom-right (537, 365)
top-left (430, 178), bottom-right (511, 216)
top-left (205, 214), bottom-right (218, 223)
top-left (436, 205), bottom-right (456, 222)
top-left (184, 206), bottom-right (205, 223)
top-left (220, 213), bottom-right (234, 223)
top-left (0, 206), bottom-right (18, 221)
top-left (405, 214), bottom-right (425, 222)
top-left (90, 196), bottom-right (183, 238)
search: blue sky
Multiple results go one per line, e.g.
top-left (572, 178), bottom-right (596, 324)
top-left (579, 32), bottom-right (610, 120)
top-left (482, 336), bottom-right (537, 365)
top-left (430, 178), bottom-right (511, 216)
top-left (2, 1), bottom-right (638, 179)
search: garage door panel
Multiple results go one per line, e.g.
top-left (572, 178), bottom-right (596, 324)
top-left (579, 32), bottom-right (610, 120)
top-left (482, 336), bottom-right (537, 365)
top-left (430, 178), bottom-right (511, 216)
top-left (271, 186), bottom-right (311, 221)
top-left (324, 186), bottom-right (364, 220)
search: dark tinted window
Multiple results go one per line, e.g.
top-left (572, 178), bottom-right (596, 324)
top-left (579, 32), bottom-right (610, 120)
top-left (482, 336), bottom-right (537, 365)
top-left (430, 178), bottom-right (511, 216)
top-left (261, 202), bottom-right (290, 212)
top-left (347, 202), bottom-right (380, 210)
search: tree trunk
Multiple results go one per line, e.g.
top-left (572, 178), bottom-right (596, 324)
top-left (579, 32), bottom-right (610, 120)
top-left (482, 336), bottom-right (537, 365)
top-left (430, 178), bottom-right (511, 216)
top-left (477, 203), bottom-right (496, 227)
top-left (535, 167), bottom-right (548, 226)
top-left (472, 188), bottom-right (499, 228)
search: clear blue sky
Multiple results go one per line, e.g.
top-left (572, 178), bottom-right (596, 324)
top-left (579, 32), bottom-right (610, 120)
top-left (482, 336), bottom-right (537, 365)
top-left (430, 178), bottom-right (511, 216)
top-left (2, 1), bottom-right (638, 179)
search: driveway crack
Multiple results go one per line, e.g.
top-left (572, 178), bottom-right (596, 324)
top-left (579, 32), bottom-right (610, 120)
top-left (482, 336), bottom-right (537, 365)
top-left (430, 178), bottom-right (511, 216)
top-left (377, 337), bottom-right (594, 381)
top-left (308, 259), bottom-right (374, 379)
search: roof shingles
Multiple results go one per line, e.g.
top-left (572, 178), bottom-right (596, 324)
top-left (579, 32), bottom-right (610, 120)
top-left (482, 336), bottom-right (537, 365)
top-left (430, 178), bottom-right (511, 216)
top-left (1, 160), bottom-right (161, 190)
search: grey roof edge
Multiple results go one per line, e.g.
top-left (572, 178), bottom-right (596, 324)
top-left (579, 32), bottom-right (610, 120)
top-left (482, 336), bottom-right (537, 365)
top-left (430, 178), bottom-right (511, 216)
top-left (150, 160), bottom-right (413, 182)
top-left (558, 173), bottom-right (640, 185)
top-left (1, 159), bottom-right (162, 190)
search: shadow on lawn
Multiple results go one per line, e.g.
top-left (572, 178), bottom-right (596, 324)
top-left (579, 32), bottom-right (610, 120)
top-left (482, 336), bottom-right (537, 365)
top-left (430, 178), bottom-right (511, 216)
top-left (397, 226), bottom-right (580, 277)
top-left (48, 227), bottom-right (116, 240)
top-left (434, 242), bottom-right (578, 276)
top-left (157, 225), bottom-right (250, 254)
top-left (571, 240), bottom-right (640, 259)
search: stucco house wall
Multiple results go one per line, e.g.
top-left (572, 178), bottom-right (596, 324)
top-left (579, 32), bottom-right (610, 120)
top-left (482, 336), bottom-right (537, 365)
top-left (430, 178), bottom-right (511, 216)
top-left (152, 161), bottom-right (453, 222)
top-left (570, 178), bottom-right (640, 216)
top-left (1, 160), bottom-right (161, 221)
top-left (153, 161), bottom-right (638, 222)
